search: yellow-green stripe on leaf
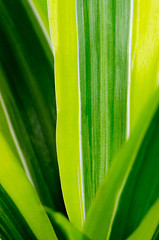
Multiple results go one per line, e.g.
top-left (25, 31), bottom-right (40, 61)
top-left (130, 0), bottom-right (159, 131)
top-left (48, 0), bottom-right (84, 228)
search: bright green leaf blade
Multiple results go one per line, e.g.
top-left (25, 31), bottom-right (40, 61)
top-left (84, 90), bottom-right (159, 240)
top-left (130, 0), bottom-right (159, 131)
top-left (48, 0), bottom-right (84, 228)
top-left (46, 208), bottom-right (90, 240)
top-left (126, 200), bottom-right (159, 240)
top-left (0, 0), bottom-right (66, 214)
top-left (76, 0), bottom-right (131, 212)
top-left (0, 102), bottom-right (21, 164)
top-left (0, 183), bottom-right (38, 240)
top-left (0, 133), bottom-right (57, 240)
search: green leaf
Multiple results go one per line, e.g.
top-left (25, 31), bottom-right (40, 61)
top-left (84, 90), bottom-right (159, 240)
top-left (0, 183), bottom-right (38, 240)
top-left (152, 225), bottom-right (159, 240)
top-left (48, 0), bottom-right (84, 228)
top-left (29, 0), bottom-right (50, 34)
top-left (0, 0), bottom-right (66, 214)
top-left (0, 133), bottom-right (57, 240)
top-left (108, 102), bottom-right (159, 240)
top-left (76, 0), bottom-right (131, 212)
top-left (130, 0), bottom-right (159, 131)
top-left (0, 102), bottom-right (21, 164)
top-left (46, 208), bottom-right (90, 240)
top-left (126, 200), bottom-right (159, 240)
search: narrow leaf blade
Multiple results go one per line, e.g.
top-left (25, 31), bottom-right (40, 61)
top-left (84, 90), bottom-right (159, 240)
top-left (0, 0), bottom-right (66, 214)
top-left (29, 0), bottom-right (50, 34)
top-left (48, 0), bottom-right (84, 228)
top-left (46, 208), bottom-right (90, 240)
top-left (127, 200), bottom-right (159, 240)
top-left (0, 133), bottom-right (57, 240)
top-left (0, 102), bottom-right (20, 164)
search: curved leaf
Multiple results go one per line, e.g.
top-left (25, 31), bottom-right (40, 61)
top-left (48, 0), bottom-right (84, 228)
top-left (109, 103), bottom-right (159, 239)
top-left (0, 102), bottom-right (20, 164)
top-left (46, 208), bottom-right (90, 240)
top-left (0, 183), bottom-right (38, 240)
top-left (127, 200), bottom-right (159, 240)
top-left (151, 225), bottom-right (159, 240)
top-left (0, 0), bottom-right (66, 214)
top-left (29, 0), bottom-right (50, 34)
top-left (0, 133), bottom-right (57, 240)
top-left (84, 90), bottom-right (159, 240)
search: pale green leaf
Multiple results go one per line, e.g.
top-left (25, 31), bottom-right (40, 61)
top-left (0, 133), bottom-right (57, 240)
top-left (48, 0), bottom-right (84, 228)
top-left (130, 0), bottom-right (159, 131)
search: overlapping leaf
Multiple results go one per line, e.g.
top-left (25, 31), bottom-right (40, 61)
top-left (0, 134), bottom-right (57, 240)
top-left (127, 200), bottom-right (159, 240)
top-left (30, 0), bottom-right (50, 34)
top-left (48, 0), bottom-right (84, 228)
top-left (1, 0), bottom-right (158, 239)
top-left (46, 208), bottom-right (90, 240)
top-left (48, 0), bottom-right (132, 224)
top-left (83, 91), bottom-right (159, 240)
top-left (76, 0), bottom-right (131, 212)
top-left (0, 102), bottom-right (20, 163)
top-left (0, 0), bottom-right (66, 214)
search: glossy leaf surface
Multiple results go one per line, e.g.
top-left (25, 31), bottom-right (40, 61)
top-left (0, 0), bottom-right (66, 214)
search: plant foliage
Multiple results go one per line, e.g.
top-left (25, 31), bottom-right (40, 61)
top-left (0, 0), bottom-right (159, 239)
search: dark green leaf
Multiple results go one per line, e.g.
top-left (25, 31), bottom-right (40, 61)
top-left (109, 104), bottom-right (159, 240)
top-left (0, 184), bottom-right (37, 240)
top-left (0, 0), bottom-right (66, 214)
top-left (84, 90), bottom-right (159, 240)
top-left (127, 200), bottom-right (159, 240)
top-left (46, 208), bottom-right (90, 240)
top-left (152, 225), bottom-right (159, 240)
